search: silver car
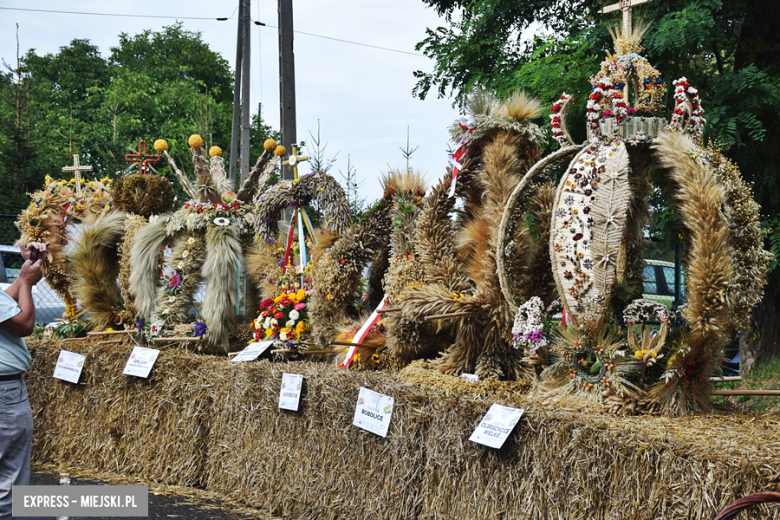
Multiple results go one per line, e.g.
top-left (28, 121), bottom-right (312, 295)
top-left (0, 244), bottom-right (66, 325)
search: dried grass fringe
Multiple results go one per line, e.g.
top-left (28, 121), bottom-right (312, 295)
top-left (129, 216), bottom-right (173, 320)
top-left (68, 211), bottom-right (126, 329)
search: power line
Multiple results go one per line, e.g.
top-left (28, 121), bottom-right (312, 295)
top-left (0, 6), bottom-right (224, 21)
top-left (259, 22), bottom-right (424, 57)
top-left (0, 6), bottom-right (426, 58)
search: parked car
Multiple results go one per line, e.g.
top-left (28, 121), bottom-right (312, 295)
top-left (642, 259), bottom-right (684, 309)
top-left (0, 244), bottom-right (66, 325)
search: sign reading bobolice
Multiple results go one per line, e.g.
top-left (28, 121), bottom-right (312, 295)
top-left (460, 373), bottom-right (479, 382)
top-left (122, 346), bottom-right (160, 378)
top-left (278, 373), bottom-right (303, 411)
top-left (352, 387), bottom-right (394, 438)
top-left (53, 350), bottom-right (86, 384)
top-left (230, 340), bottom-right (273, 363)
top-left (469, 404), bottom-right (525, 449)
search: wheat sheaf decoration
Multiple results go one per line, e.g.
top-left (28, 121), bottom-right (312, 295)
top-left (125, 136), bottom-right (280, 352)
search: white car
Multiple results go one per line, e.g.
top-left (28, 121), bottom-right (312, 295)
top-left (0, 244), bottom-right (67, 325)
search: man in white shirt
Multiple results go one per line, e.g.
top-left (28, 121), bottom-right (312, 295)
top-left (0, 240), bottom-right (46, 520)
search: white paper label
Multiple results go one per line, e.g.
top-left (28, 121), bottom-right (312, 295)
top-left (230, 341), bottom-right (273, 363)
top-left (122, 346), bottom-right (160, 378)
top-left (53, 350), bottom-right (86, 384)
top-left (279, 373), bottom-right (303, 411)
top-left (352, 387), bottom-right (394, 438)
top-left (460, 373), bottom-right (479, 382)
top-left (469, 404), bottom-right (524, 449)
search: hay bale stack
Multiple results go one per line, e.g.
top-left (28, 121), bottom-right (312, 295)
top-left (26, 339), bottom-right (780, 520)
top-left (27, 340), bottom-right (213, 486)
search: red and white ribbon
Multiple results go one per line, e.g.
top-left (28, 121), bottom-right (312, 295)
top-left (561, 307), bottom-right (572, 328)
top-left (448, 117), bottom-right (476, 198)
top-left (343, 297), bottom-right (387, 369)
top-left (61, 202), bottom-right (73, 223)
top-left (281, 210), bottom-right (297, 275)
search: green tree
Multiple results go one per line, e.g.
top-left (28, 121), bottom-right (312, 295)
top-left (0, 26), bottom-right (48, 214)
top-left (0, 23), bottom-right (280, 214)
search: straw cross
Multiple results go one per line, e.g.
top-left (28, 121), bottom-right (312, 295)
top-left (602, 0), bottom-right (652, 39)
top-left (62, 154), bottom-right (92, 196)
top-left (282, 146), bottom-right (309, 181)
top-left (125, 140), bottom-right (160, 175)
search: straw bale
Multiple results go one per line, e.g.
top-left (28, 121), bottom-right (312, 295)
top-left (25, 339), bottom-right (780, 520)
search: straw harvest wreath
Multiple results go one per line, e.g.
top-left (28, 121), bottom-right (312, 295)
top-left (16, 165), bottom-right (113, 321)
top-left (495, 21), bottom-right (771, 415)
top-left (127, 135), bottom-right (284, 351)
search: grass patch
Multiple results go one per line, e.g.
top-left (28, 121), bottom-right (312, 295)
top-left (715, 355), bottom-right (780, 413)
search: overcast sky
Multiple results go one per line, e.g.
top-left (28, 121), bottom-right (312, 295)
top-left (0, 0), bottom-right (458, 203)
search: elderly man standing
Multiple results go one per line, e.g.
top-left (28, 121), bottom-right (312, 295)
top-left (0, 240), bottom-right (46, 520)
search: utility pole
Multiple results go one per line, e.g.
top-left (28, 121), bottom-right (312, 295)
top-left (278, 0), bottom-right (297, 182)
top-left (228, 0), bottom-right (244, 187)
top-left (240, 0), bottom-right (251, 184)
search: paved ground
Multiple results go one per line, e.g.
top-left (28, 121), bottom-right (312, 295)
top-left (15, 466), bottom-right (271, 520)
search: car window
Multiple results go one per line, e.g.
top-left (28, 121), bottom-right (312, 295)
top-left (661, 265), bottom-right (685, 296)
top-left (0, 250), bottom-right (22, 283)
top-left (642, 265), bottom-right (657, 294)
top-left (662, 266), bottom-right (676, 294)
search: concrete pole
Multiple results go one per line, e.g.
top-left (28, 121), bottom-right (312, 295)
top-left (278, 0), bottom-right (296, 182)
top-left (240, 0), bottom-right (252, 184)
top-left (228, 0), bottom-right (244, 187)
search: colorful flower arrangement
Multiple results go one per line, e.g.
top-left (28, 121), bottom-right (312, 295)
top-left (586, 77), bottom-right (613, 136)
top-left (511, 297), bottom-right (549, 351)
top-left (163, 199), bottom-right (255, 235)
top-left (589, 54), bottom-right (665, 128)
top-left (253, 288), bottom-right (310, 346)
top-left (624, 299), bottom-right (673, 388)
top-left (669, 77), bottom-right (705, 136)
top-left (549, 93), bottom-right (574, 146)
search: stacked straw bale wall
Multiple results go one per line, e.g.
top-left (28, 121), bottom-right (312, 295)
top-left (25, 340), bottom-right (780, 519)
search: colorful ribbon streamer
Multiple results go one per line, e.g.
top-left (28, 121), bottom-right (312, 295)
top-left (343, 298), bottom-right (387, 369)
top-left (448, 117), bottom-right (476, 198)
top-left (281, 210), bottom-right (298, 275)
top-left (297, 207), bottom-right (307, 273)
top-left (300, 207), bottom-right (318, 244)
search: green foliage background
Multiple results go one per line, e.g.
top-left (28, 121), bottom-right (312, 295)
top-left (0, 23), bottom-right (278, 215)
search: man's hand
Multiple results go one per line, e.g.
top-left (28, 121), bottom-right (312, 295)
top-left (16, 240), bottom-right (49, 262)
top-left (18, 258), bottom-right (43, 287)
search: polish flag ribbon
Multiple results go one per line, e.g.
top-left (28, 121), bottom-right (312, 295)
top-left (343, 297), bottom-right (388, 369)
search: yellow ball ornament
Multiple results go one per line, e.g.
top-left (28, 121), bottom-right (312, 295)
top-left (274, 145), bottom-right (287, 157)
top-left (188, 134), bottom-right (204, 149)
top-left (209, 146), bottom-right (223, 157)
top-left (263, 138), bottom-right (277, 152)
top-left (153, 139), bottom-right (168, 153)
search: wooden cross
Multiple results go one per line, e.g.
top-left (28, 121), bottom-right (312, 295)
top-left (282, 146), bottom-right (309, 181)
top-left (125, 140), bottom-right (160, 175)
top-left (602, 0), bottom-right (652, 38)
top-left (62, 154), bottom-right (92, 195)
